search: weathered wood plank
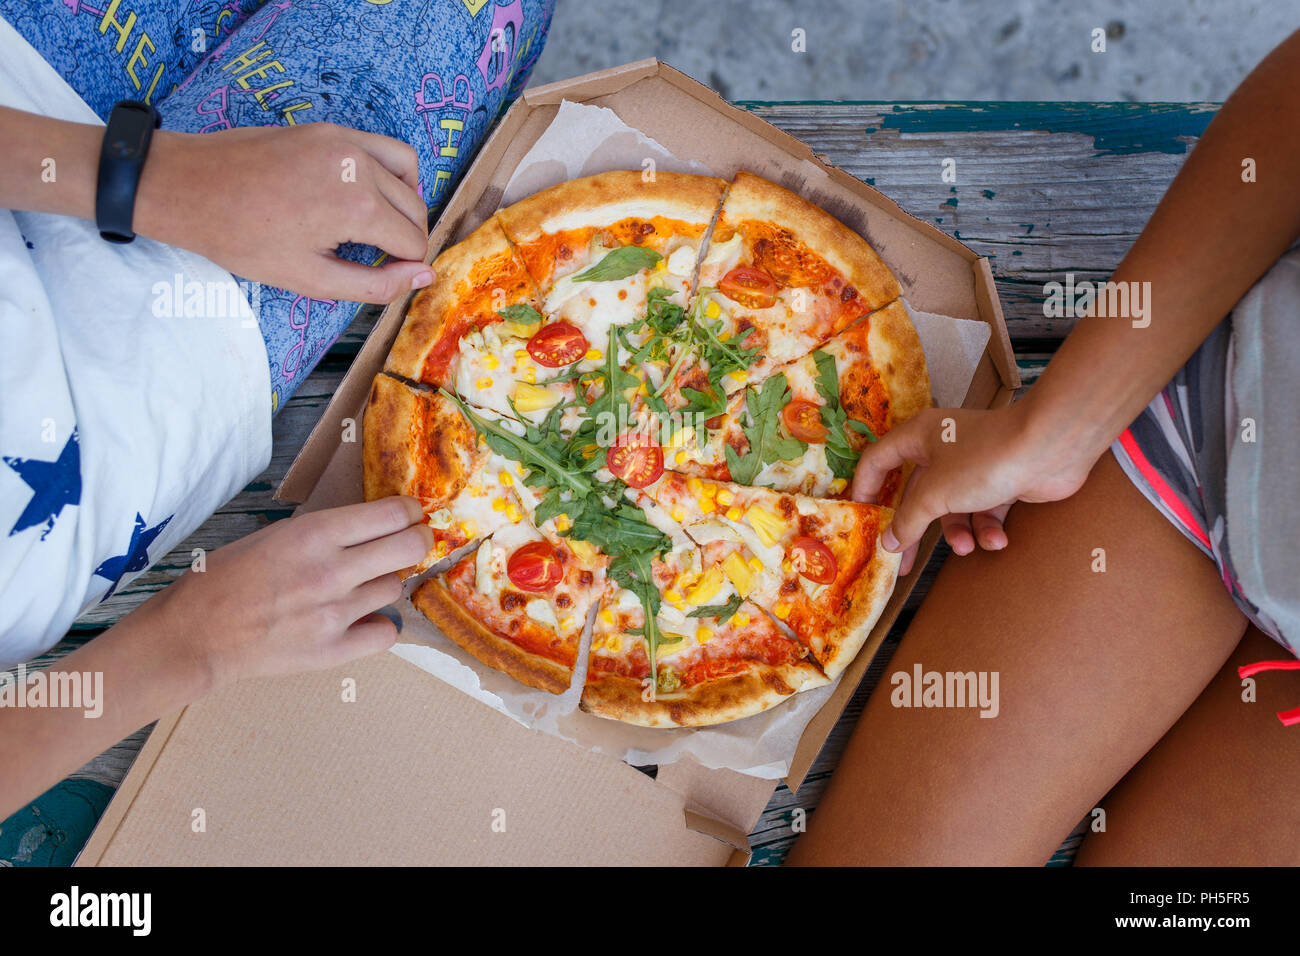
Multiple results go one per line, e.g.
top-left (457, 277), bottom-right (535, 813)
top-left (743, 102), bottom-right (1212, 343)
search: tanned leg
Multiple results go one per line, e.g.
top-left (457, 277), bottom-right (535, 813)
top-left (785, 451), bottom-right (1247, 865)
top-left (1075, 624), bottom-right (1300, 865)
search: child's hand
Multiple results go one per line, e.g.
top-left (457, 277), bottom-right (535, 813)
top-left (136, 123), bottom-right (434, 303)
top-left (155, 496), bottom-right (433, 689)
top-left (852, 405), bottom-right (1099, 575)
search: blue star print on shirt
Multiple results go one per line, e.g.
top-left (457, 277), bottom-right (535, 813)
top-left (4, 429), bottom-right (82, 540)
top-left (94, 512), bottom-right (173, 601)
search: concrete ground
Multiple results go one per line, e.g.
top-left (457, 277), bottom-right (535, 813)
top-left (529, 0), bottom-right (1300, 102)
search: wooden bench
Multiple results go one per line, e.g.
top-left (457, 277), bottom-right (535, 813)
top-left (35, 101), bottom-right (1213, 866)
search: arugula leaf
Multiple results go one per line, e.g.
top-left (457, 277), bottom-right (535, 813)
top-left (439, 389), bottom-right (592, 498)
top-left (496, 303), bottom-right (543, 326)
top-left (847, 419), bottom-right (879, 441)
top-left (572, 245), bottom-right (662, 282)
top-left (812, 350), bottom-right (877, 481)
top-left (687, 593), bottom-right (743, 625)
top-left (607, 549), bottom-right (671, 690)
top-left (724, 373), bottom-right (807, 485)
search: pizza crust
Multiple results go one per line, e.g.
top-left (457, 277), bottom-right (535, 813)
top-left (410, 576), bottom-right (573, 695)
top-left (720, 170), bottom-right (901, 312)
top-left (496, 169), bottom-right (727, 244)
top-left (361, 374), bottom-right (478, 506)
top-left (805, 534), bottom-right (901, 680)
top-left (865, 300), bottom-right (932, 427)
top-left (580, 660), bottom-right (829, 728)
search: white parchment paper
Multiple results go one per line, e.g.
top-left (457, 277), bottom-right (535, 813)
top-left (389, 100), bottom-right (991, 779)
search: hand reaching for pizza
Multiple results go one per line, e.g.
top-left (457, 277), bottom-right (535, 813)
top-left (133, 122), bottom-right (434, 303)
top-left (152, 496), bottom-right (432, 689)
top-left (851, 404), bottom-right (1098, 576)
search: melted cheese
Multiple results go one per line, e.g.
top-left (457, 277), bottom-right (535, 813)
top-left (753, 444), bottom-right (833, 496)
top-left (544, 271), bottom-right (647, 350)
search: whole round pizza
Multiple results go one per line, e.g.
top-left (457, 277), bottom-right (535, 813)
top-left (363, 170), bottom-right (931, 727)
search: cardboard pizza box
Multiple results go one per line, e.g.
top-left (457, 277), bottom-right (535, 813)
top-left (78, 59), bottom-right (1017, 867)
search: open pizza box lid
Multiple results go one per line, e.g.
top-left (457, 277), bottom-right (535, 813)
top-left (78, 60), bottom-right (1017, 867)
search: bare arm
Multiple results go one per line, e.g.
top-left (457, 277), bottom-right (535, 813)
top-left (0, 106), bottom-right (434, 302)
top-left (0, 497), bottom-right (432, 821)
top-left (854, 28), bottom-right (1300, 570)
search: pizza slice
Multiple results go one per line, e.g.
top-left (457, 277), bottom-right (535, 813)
top-left (496, 170), bottom-right (727, 351)
top-left (581, 589), bottom-right (827, 728)
top-left (384, 215), bottom-right (542, 390)
top-left (579, 492), bottom-right (825, 726)
top-left (637, 472), bottom-right (900, 679)
top-left (664, 301), bottom-right (930, 505)
top-left (412, 518), bottom-right (604, 695)
top-left (362, 374), bottom-right (548, 575)
top-left (687, 170), bottom-right (901, 388)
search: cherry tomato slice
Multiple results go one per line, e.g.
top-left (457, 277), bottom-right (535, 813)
top-left (526, 322), bottom-right (589, 368)
top-left (789, 536), bottom-right (837, 585)
top-left (606, 435), bottom-right (665, 489)
top-left (781, 399), bottom-right (828, 443)
top-left (506, 541), bottom-right (564, 593)
top-left (718, 266), bottom-right (779, 309)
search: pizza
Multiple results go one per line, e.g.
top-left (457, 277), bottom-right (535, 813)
top-left (362, 170), bottom-right (931, 727)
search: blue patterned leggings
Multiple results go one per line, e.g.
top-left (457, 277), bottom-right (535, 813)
top-left (1, 0), bottom-right (555, 412)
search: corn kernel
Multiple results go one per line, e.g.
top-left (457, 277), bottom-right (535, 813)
top-left (731, 370), bottom-right (749, 382)
top-left (483, 354), bottom-right (499, 370)
top-left (701, 482), bottom-right (718, 499)
top-left (460, 519), bottom-right (478, 538)
top-left (435, 540), bottom-right (449, 557)
top-left (748, 557), bottom-right (764, 572)
top-left (675, 451), bottom-right (687, 466)
top-left (733, 612), bottom-right (750, 626)
top-left (498, 471), bottom-right (513, 486)
top-left (505, 504), bottom-right (522, 523)
top-left (670, 506), bottom-right (686, 522)
top-left (599, 608), bottom-right (615, 626)
top-left (607, 635), bottom-right (622, 653)
top-left (475, 376), bottom-right (493, 390)
top-left (672, 601), bottom-right (686, 612)
top-left (515, 349), bottom-right (531, 363)
top-left (695, 627), bottom-right (713, 644)
top-left (705, 301), bottom-right (720, 319)
top-left (554, 513), bottom-right (572, 532)
top-left (725, 506), bottom-right (742, 521)
top-left (722, 552), bottom-right (754, 597)
top-left (684, 566), bottom-right (724, 606)
top-left (585, 349), bottom-right (602, 361)
top-left (491, 498), bottom-right (507, 512)
top-left (687, 477), bottom-right (704, 497)
top-left (715, 487), bottom-right (734, 506)
top-left (524, 367), bottom-right (537, 384)
top-left (782, 559), bottom-right (794, 573)
top-left (774, 603), bottom-right (791, 620)
top-left (664, 588), bottom-right (682, 603)
top-left (698, 497), bottom-right (716, 514)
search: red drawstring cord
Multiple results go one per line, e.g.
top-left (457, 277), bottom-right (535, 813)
top-left (1237, 660), bottom-right (1300, 726)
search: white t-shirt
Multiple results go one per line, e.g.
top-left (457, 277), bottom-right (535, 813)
top-left (0, 16), bottom-right (272, 668)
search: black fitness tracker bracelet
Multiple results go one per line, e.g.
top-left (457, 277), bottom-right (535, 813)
top-left (95, 100), bottom-right (162, 244)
